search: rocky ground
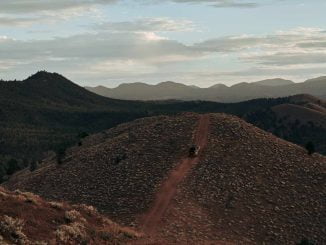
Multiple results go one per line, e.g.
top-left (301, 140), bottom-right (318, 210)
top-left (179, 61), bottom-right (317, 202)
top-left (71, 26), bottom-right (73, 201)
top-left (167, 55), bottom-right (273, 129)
top-left (3, 113), bottom-right (326, 244)
top-left (157, 114), bottom-right (326, 244)
top-left (4, 114), bottom-right (198, 225)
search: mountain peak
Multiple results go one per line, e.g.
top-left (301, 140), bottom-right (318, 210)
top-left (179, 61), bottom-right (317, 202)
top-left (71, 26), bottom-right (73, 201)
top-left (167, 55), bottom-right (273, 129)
top-left (26, 71), bottom-right (65, 81)
top-left (253, 78), bottom-right (294, 86)
top-left (209, 83), bottom-right (228, 89)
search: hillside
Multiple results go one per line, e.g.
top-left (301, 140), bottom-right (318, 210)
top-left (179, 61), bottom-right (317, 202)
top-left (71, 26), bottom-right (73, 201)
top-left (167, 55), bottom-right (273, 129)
top-left (0, 187), bottom-right (141, 244)
top-left (86, 76), bottom-right (326, 102)
top-left (1, 71), bottom-right (325, 185)
top-left (4, 113), bottom-right (326, 244)
top-left (245, 94), bottom-right (326, 155)
top-left (0, 71), bottom-right (149, 160)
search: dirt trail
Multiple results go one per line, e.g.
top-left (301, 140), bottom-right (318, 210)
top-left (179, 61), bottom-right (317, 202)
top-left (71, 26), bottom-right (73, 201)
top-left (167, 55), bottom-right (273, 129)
top-left (141, 114), bottom-right (210, 234)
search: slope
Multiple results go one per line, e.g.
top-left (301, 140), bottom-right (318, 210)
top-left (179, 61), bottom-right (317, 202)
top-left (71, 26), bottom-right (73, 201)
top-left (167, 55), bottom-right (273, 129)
top-left (0, 187), bottom-right (141, 244)
top-left (4, 113), bottom-right (326, 244)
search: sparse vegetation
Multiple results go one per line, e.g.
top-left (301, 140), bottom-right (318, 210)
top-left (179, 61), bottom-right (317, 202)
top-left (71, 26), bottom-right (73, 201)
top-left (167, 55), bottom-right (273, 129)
top-left (0, 187), bottom-right (142, 244)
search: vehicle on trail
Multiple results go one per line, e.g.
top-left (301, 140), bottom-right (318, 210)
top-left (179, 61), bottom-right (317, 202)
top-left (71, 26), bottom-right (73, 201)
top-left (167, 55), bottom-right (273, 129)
top-left (189, 145), bottom-right (200, 157)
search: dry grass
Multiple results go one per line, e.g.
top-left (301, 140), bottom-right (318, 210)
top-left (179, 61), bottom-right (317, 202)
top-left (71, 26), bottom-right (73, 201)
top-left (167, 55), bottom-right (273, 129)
top-left (55, 222), bottom-right (87, 243)
top-left (73, 204), bottom-right (98, 216)
top-left (0, 215), bottom-right (28, 244)
top-left (64, 210), bottom-right (86, 223)
top-left (49, 201), bottom-right (64, 210)
top-left (13, 190), bottom-right (40, 204)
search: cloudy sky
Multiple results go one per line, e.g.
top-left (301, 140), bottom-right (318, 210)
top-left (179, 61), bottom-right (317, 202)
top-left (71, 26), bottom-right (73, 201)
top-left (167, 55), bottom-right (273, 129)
top-left (0, 0), bottom-right (326, 87)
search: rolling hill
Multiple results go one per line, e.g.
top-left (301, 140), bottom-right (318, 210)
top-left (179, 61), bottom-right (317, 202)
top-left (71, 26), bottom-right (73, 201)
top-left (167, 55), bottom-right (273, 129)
top-left (85, 76), bottom-right (326, 102)
top-left (4, 113), bottom-right (326, 244)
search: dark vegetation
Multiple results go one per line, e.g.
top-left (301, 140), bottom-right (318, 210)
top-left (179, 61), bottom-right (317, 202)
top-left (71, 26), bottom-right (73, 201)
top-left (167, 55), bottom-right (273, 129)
top-left (305, 142), bottom-right (316, 155)
top-left (245, 108), bottom-right (325, 155)
top-left (0, 71), bottom-right (325, 181)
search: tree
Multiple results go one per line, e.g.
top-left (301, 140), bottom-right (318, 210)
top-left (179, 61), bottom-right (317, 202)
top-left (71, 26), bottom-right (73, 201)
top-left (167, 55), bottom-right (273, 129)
top-left (29, 161), bottom-right (38, 172)
top-left (0, 164), bottom-right (6, 183)
top-left (77, 132), bottom-right (89, 139)
top-left (305, 142), bottom-right (315, 155)
top-left (6, 159), bottom-right (20, 175)
top-left (56, 146), bottom-right (66, 165)
top-left (297, 238), bottom-right (315, 245)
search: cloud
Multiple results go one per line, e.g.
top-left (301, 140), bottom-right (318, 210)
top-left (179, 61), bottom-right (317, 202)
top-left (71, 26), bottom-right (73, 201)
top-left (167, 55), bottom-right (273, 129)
top-left (0, 0), bottom-right (271, 17)
top-left (0, 0), bottom-right (114, 26)
top-left (95, 18), bottom-right (195, 32)
top-left (1, 26), bottom-right (326, 86)
top-left (0, 16), bottom-right (43, 27)
top-left (169, 0), bottom-right (258, 8)
top-left (192, 28), bottom-right (326, 67)
top-left (0, 31), bottom-right (202, 72)
top-left (244, 52), bottom-right (326, 66)
top-left (0, 0), bottom-right (117, 14)
top-left (0, 0), bottom-right (285, 27)
top-left (144, 0), bottom-right (259, 8)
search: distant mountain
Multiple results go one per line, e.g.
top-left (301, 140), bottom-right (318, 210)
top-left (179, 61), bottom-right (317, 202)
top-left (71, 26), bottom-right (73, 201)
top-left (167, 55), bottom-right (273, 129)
top-left (86, 81), bottom-right (199, 101)
top-left (86, 76), bottom-right (326, 102)
top-left (5, 113), bottom-right (326, 244)
top-left (252, 78), bottom-right (294, 86)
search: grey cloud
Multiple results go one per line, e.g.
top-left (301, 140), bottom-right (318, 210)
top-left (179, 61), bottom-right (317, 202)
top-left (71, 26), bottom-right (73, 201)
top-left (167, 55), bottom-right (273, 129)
top-left (0, 0), bottom-right (267, 15)
top-left (95, 18), bottom-right (194, 32)
top-left (0, 16), bottom-right (42, 26)
top-left (0, 32), bottom-right (202, 63)
top-left (0, 0), bottom-right (117, 14)
top-left (298, 41), bottom-right (326, 49)
top-left (244, 52), bottom-right (326, 66)
top-left (160, 0), bottom-right (258, 8)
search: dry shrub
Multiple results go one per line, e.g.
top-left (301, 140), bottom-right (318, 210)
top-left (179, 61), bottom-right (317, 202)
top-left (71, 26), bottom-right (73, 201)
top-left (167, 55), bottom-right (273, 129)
top-left (55, 222), bottom-right (87, 243)
top-left (74, 204), bottom-right (98, 216)
top-left (13, 190), bottom-right (39, 205)
top-left (101, 218), bottom-right (142, 239)
top-left (49, 201), bottom-right (64, 210)
top-left (0, 190), bottom-right (8, 198)
top-left (21, 192), bottom-right (39, 204)
top-left (64, 210), bottom-right (86, 223)
top-left (0, 215), bottom-right (28, 244)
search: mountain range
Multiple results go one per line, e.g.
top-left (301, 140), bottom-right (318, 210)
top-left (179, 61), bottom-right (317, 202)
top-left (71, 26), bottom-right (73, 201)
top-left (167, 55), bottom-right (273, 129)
top-left (85, 77), bottom-right (326, 102)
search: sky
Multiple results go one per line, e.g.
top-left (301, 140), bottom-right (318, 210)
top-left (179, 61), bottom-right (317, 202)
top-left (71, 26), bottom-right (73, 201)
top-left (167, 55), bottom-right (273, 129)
top-left (0, 0), bottom-right (326, 87)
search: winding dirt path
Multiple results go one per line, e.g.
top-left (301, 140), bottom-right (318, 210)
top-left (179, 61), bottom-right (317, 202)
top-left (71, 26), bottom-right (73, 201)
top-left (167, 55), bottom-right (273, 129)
top-left (141, 114), bottom-right (210, 234)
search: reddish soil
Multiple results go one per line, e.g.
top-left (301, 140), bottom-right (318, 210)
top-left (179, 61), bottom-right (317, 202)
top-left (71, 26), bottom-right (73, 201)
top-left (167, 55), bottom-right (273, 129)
top-left (141, 114), bottom-right (210, 234)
